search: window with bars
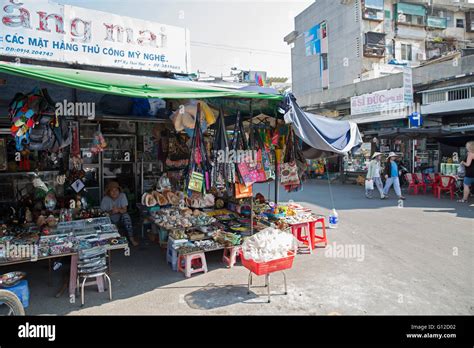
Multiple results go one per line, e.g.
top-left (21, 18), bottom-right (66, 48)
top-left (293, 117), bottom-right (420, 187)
top-left (423, 86), bottom-right (473, 105)
top-left (362, 0), bottom-right (384, 21)
top-left (400, 14), bottom-right (424, 25)
top-left (364, 32), bottom-right (386, 57)
top-left (448, 88), bottom-right (470, 101)
top-left (467, 11), bottom-right (474, 32)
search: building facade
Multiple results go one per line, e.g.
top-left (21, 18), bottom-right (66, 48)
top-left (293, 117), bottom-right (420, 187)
top-left (285, 0), bottom-right (474, 174)
top-left (286, 0), bottom-right (474, 96)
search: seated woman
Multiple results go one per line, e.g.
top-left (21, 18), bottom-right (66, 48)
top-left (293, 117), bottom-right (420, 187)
top-left (100, 181), bottom-right (139, 246)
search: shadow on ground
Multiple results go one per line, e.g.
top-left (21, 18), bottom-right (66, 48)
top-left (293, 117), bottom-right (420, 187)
top-left (184, 283), bottom-right (258, 310)
top-left (1, 180), bottom-right (471, 315)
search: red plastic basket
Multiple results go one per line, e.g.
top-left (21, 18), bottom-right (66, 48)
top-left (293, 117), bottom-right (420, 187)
top-left (240, 251), bottom-right (295, 276)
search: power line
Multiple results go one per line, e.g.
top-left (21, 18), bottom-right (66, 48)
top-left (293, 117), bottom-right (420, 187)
top-left (190, 40), bottom-right (290, 56)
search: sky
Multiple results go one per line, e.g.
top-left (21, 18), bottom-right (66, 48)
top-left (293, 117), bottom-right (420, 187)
top-left (58, 0), bottom-right (314, 79)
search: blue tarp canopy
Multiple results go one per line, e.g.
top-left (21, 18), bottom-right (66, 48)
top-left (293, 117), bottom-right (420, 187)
top-left (282, 94), bottom-right (362, 158)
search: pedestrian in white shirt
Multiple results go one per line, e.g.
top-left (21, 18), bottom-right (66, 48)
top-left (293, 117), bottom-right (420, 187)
top-left (366, 152), bottom-right (385, 199)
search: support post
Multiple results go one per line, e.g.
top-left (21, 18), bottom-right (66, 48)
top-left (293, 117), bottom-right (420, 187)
top-left (274, 117), bottom-right (280, 204)
top-left (249, 100), bottom-right (254, 235)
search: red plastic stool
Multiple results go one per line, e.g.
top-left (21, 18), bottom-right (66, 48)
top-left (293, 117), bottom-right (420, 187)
top-left (290, 222), bottom-right (312, 254)
top-left (178, 252), bottom-right (208, 278)
top-left (309, 217), bottom-right (328, 249)
top-left (223, 245), bottom-right (241, 268)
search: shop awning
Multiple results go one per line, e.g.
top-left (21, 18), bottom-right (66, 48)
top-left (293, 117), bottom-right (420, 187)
top-left (0, 62), bottom-right (283, 101)
top-left (377, 125), bottom-right (474, 139)
top-left (282, 94), bottom-right (363, 156)
top-left (396, 3), bottom-right (426, 17)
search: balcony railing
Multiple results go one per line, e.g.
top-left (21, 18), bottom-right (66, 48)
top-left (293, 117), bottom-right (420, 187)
top-left (363, 45), bottom-right (386, 58)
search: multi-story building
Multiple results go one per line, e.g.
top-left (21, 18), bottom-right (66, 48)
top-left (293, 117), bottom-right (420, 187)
top-left (285, 0), bottom-right (474, 173)
top-left (286, 0), bottom-right (474, 94)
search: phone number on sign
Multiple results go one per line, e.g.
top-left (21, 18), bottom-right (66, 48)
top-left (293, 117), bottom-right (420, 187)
top-left (4, 47), bottom-right (53, 57)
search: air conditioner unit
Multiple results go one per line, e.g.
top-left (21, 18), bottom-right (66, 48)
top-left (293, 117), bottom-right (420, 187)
top-left (417, 52), bottom-right (426, 61)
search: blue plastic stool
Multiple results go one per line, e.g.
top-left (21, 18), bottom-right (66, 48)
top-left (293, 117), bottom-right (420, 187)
top-left (3, 280), bottom-right (29, 308)
top-left (166, 242), bottom-right (178, 272)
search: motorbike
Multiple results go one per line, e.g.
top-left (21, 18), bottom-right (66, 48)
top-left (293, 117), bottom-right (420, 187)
top-left (0, 272), bottom-right (26, 315)
top-left (0, 290), bottom-right (25, 315)
top-left (398, 162), bottom-right (410, 187)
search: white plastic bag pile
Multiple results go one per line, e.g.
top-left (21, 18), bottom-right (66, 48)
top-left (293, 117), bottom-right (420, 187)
top-left (242, 227), bottom-right (298, 263)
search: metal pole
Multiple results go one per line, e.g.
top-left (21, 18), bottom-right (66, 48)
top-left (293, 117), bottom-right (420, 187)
top-left (249, 100), bottom-right (254, 236)
top-left (274, 117), bottom-right (280, 204)
top-left (408, 110), bottom-right (415, 173)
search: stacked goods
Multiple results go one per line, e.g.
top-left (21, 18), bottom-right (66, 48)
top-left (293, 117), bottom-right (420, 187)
top-left (212, 231), bottom-right (242, 247)
top-left (242, 227), bottom-right (297, 263)
top-left (152, 207), bottom-right (216, 230)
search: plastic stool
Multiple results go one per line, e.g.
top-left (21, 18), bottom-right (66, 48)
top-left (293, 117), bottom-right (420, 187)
top-left (158, 228), bottom-right (169, 248)
top-left (309, 217), bottom-right (328, 249)
top-left (3, 280), bottom-right (29, 308)
top-left (223, 246), bottom-right (241, 268)
top-left (166, 242), bottom-right (179, 271)
top-left (290, 222), bottom-right (312, 254)
top-left (178, 252), bottom-right (208, 278)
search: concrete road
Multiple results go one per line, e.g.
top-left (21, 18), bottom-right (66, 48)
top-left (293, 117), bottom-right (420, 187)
top-left (5, 180), bottom-right (473, 315)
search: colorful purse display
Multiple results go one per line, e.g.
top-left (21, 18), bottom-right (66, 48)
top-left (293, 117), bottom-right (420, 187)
top-left (232, 112), bottom-right (260, 187)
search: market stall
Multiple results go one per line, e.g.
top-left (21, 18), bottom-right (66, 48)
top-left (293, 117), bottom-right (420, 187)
top-left (0, 61), bottom-right (362, 306)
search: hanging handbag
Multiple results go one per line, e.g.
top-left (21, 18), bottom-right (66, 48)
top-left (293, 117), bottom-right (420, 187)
top-left (280, 162), bottom-right (300, 186)
top-left (235, 180), bottom-right (253, 199)
top-left (254, 149), bottom-right (266, 182)
top-left (233, 112), bottom-right (259, 187)
top-left (281, 127), bottom-right (301, 186)
top-left (211, 109), bottom-right (228, 189)
top-left (188, 171), bottom-right (204, 192)
top-left (254, 128), bottom-right (274, 182)
top-left (185, 103), bottom-right (209, 195)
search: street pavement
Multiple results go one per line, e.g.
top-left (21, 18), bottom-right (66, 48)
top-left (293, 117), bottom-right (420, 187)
top-left (6, 180), bottom-right (473, 315)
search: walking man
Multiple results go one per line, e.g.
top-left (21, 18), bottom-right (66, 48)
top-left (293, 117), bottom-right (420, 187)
top-left (383, 152), bottom-right (406, 200)
top-left (366, 152), bottom-right (385, 199)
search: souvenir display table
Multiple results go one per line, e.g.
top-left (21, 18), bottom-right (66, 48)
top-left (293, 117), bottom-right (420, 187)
top-left (146, 196), bottom-right (329, 277)
top-left (0, 217), bottom-right (129, 300)
top-left (153, 208), bottom-right (251, 275)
